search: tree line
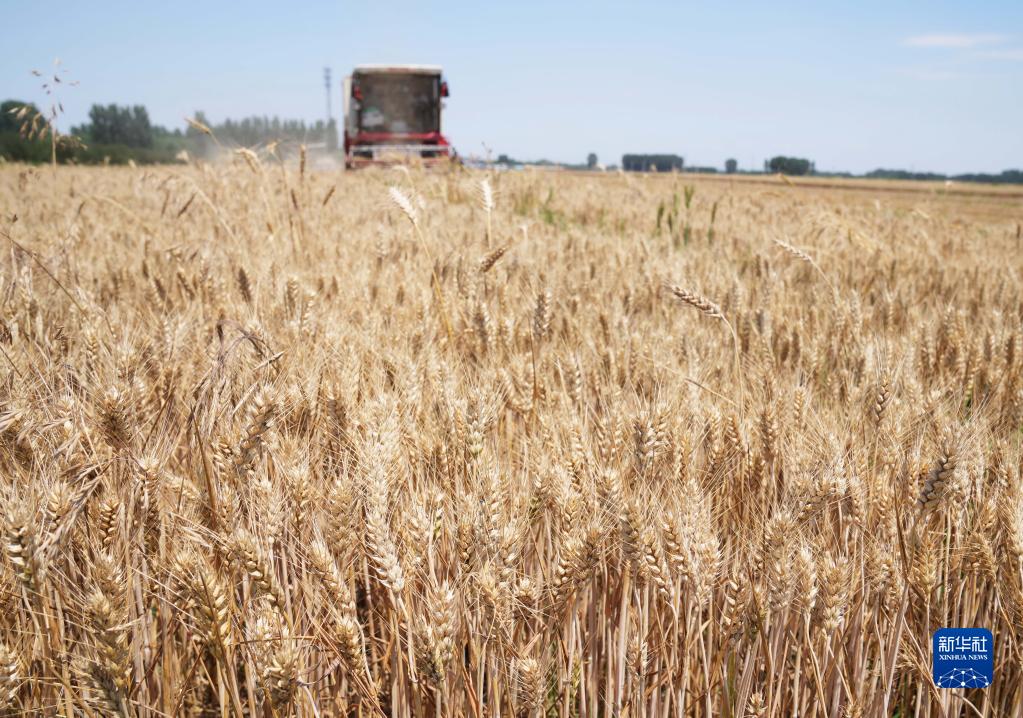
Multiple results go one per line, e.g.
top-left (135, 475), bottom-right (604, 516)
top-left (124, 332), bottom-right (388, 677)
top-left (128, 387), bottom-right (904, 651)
top-left (188, 112), bottom-right (337, 149)
top-left (617, 152), bottom-right (1021, 184)
top-left (619, 155), bottom-right (814, 175)
top-left (866, 168), bottom-right (1023, 185)
top-left (2, 100), bottom-right (337, 165)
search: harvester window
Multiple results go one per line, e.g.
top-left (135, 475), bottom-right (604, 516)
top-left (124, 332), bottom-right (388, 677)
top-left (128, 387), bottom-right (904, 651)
top-left (356, 73), bottom-right (440, 135)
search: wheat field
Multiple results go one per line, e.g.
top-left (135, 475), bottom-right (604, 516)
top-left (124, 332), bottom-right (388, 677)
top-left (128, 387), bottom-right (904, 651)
top-left (0, 159), bottom-right (1021, 717)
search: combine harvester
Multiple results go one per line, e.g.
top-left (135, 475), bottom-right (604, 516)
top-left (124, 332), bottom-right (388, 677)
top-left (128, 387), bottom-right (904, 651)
top-left (343, 64), bottom-right (455, 168)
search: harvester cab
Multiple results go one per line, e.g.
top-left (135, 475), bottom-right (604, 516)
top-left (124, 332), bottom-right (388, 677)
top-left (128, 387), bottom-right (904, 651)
top-left (343, 65), bottom-right (454, 168)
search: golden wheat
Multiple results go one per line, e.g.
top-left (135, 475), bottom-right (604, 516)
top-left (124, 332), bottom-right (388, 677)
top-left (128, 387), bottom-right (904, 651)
top-left (0, 159), bottom-right (1020, 716)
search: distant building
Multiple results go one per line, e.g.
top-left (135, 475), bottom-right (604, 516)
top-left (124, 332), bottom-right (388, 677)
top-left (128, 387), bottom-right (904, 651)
top-left (622, 154), bottom-right (683, 172)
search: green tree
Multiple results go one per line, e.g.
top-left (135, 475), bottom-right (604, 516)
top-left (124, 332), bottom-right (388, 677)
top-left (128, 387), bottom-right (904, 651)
top-left (587, 152), bottom-right (598, 169)
top-left (767, 156), bottom-right (814, 176)
top-left (622, 154), bottom-right (683, 172)
top-left (0, 100), bottom-right (34, 133)
top-left (725, 158), bottom-right (738, 174)
top-left (78, 104), bottom-right (154, 148)
top-left (0, 100), bottom-right (51, 162)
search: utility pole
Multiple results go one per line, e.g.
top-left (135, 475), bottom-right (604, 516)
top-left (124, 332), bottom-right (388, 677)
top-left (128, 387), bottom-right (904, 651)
top-left (324, 67), bottom-right (337, 150)
top-left (323, 67), bottom-right (332, 123)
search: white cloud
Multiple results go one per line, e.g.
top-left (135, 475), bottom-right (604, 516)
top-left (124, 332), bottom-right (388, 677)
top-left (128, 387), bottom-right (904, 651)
top-left (903, 33), bottom-right (1007, 49)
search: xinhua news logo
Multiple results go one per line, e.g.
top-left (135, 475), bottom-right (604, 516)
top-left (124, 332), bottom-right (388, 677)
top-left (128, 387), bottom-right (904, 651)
top-left (932, 628), bottom-right (993, 689)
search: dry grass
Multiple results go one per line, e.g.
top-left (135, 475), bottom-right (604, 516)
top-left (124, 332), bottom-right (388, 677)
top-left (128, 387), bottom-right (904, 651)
top-left (0, 159), bottom-right (1021, 717)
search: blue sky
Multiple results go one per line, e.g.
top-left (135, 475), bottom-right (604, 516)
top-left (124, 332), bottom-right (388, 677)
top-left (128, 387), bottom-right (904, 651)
top-left (3, 1), bottom-right (1021, 173)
